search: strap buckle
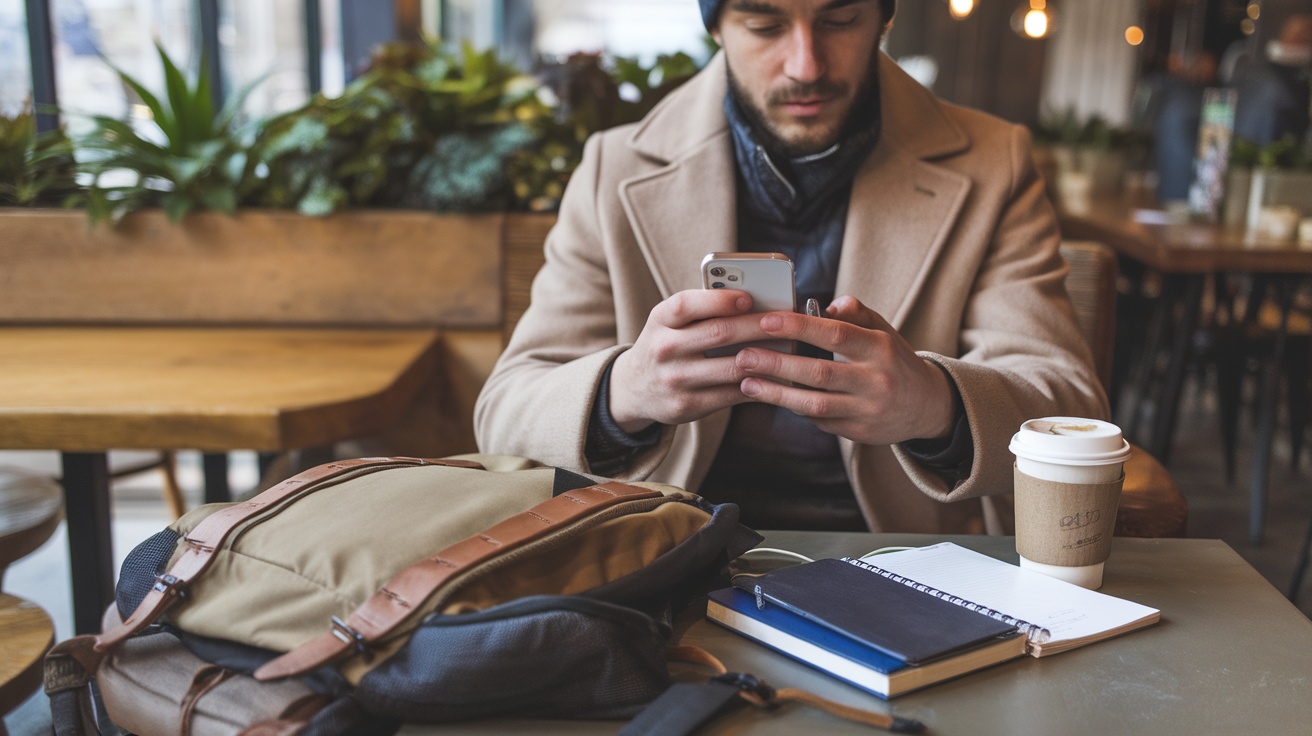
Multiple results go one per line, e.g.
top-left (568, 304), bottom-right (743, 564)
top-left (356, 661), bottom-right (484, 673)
top-left (330, 616), bottom-right (369, 655)
top-left (152, 573), bottom-right (186, 599)
top-left (712, 672), bottom-right (777, 704)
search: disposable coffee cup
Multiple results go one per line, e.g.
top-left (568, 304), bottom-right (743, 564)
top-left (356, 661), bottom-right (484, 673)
top-left (1008, 417), bottom-right (1132, 589)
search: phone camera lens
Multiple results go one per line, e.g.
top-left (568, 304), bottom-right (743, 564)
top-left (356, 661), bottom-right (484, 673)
top-left (727, 274), bottom-right (739, 282)
top-left (711, 282), bottom-right (726, 289)
top-left (710, 267), bottom-right (726, 277)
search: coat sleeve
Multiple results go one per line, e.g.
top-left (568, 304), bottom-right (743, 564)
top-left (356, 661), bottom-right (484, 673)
top-left (473, 133), bottom-right (675, 474)
top-left (890, 124), bottom-right (1109, 504)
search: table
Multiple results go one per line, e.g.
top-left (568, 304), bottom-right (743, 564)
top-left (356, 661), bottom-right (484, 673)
top-left (401, 532), bottom-right (1312, 736)
top-left (0, 327), bottom-right (442, 634)
top-left (1061, 200), bottom-right (1312, 544)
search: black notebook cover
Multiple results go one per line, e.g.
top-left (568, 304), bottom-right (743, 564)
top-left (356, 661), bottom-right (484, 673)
top-left (732, 558), bottom-right (1019, 665)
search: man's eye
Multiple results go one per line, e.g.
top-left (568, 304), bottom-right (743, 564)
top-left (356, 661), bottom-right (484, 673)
top-left (746, 23), bottom-right (784, 35)
top-left (821, 14), bottom-right (859, 29)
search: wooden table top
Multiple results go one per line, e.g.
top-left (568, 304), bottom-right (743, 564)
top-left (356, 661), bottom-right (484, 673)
top-left (1060, 197), bottom-right (1312, 274)
top-left (0, 327), bottom-right (442, 452)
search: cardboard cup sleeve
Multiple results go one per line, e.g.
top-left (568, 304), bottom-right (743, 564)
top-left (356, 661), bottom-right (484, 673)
top-left (1014, 465), bottom-right (1124, 567)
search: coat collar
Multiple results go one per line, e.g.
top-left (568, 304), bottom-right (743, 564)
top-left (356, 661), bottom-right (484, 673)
top-left (620, 51), bottom-right (974, 329)
top-left (627, 51), bottom-right (971, 165)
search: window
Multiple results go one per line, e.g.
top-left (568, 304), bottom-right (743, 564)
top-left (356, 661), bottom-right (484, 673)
top-left (50, 0), bottom-right (195, 133)
top-left (0, 0), bottom-right (30, 115)
top-left (533, 0), bottom-right (707, 61)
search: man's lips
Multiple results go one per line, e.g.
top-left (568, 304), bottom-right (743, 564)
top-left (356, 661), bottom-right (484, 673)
top-left (778, 97), bottom-right (833, 116)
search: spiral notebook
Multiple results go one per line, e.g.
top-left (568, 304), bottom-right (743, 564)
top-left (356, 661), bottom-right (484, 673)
top-left (841, 542), bottom-right (1161, 657)
top-left (718, 542), bottom-right (1158, 670)
top-left (729, 557), bottom-right (1022, 665)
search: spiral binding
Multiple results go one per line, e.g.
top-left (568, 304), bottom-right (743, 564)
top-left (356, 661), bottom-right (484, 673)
top-left (843, 557), bottom-right (1053, 645)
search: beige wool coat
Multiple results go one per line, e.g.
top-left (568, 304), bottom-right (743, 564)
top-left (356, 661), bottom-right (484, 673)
top-left (475, 52), bottom-right (1108, 535)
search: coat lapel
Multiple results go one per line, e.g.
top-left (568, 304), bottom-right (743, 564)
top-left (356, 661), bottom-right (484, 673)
top-left (619, 137), bottom-right (738, 298)
top-left (835, 144), bottom-right (971, 329)
top-left (835, 54), bottom-right (973, 329)
top-left (618, 53), bottom-right (738, 298)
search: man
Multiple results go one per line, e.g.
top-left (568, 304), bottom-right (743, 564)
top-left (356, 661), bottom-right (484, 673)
top-left (475, 0), bottom-right (1106, 534)
top-left (1228, 13), bottom-right (1312, 146)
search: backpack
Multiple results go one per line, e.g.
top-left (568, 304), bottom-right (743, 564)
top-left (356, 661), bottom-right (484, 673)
top-left (44, 455), bottom-right (915, 735)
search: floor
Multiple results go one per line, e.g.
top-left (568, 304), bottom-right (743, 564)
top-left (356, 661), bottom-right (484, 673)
top-left (3, 371), bottom-right (1311, 734)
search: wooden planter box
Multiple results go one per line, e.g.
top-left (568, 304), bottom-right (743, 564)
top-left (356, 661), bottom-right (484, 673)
top-left (0, 208), bottom-right (556, 329)
top-left (0, 207), bottom-right (558, 457)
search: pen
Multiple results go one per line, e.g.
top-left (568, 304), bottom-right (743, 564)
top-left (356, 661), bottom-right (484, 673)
top-left (805, 298), bottom-right (822, 318)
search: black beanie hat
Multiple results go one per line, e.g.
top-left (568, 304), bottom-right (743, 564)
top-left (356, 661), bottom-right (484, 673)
top-left (699, 0), bottom-right (896, 30)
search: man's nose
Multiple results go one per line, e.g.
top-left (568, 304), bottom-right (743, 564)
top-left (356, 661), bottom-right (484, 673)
top-left (783, 25), bottom-right (825, 82)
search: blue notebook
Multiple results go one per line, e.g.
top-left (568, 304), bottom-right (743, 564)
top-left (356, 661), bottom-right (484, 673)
top-left (706, 586), bottom-right (1027, 699)
top-left (731, 557), bottom-right (1019, 665)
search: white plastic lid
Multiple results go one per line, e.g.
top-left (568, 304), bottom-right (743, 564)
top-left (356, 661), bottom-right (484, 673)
top-left (1008, 417), bottom-right (1131, 467)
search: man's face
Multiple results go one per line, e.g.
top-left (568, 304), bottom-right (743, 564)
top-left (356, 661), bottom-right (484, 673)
top-left (714, 0), bottom-right (885, 158)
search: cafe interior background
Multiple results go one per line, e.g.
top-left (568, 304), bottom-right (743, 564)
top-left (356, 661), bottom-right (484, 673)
top-left (2, 0), bottom-right (1312, 729)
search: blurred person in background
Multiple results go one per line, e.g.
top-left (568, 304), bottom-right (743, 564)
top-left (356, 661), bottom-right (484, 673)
top-left (1226, 12), bottom-right (1312, 145)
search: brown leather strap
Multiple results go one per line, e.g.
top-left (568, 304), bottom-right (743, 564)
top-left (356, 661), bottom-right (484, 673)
top-left (667, 645), bottom-right (728, 673)
top-left (94, 457), bottom-right (485, 652)
top-left (254, 480), bottom-right (664, 681)
top-left (44, 635), bottom-right (104, 695)
top-left (236, 694), bottom-right (334, 736)
top-left (666, 644), bottom-right (921, 733)
top-left (769, 688), bottom-right (920, 732)
top-left (180, 665), bottom-right (235, 736)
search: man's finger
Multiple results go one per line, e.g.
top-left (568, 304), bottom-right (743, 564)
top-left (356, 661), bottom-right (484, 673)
top-left (653, 288), bottom-right (754, 329)
top-left (735, 348), bottom-right (856, 393)
top-left (739, 377), bottom-right (855, 419)
top-left (824, 295), bottom-right (896, 332)
top-left (757, 310), bottom-right (882, 360)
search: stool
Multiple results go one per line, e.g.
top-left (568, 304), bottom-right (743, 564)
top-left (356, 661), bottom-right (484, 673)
top-left (0, 467), bottom-right (63, 586)
top-left (0, 594), bottom-right (55, 731)
top-left (0, 468), bottom-right (64, 729)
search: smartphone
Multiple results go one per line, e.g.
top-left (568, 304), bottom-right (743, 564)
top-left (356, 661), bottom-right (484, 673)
top-left (700, 252), bottom-right (796, 357)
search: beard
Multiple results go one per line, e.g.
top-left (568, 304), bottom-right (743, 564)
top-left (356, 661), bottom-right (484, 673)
top-left (726, 54), bottom-right (881, 159)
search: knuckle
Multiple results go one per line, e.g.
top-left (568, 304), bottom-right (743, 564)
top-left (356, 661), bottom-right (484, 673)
top-left (809, 360), bottom-right (836, 386)
top-left (652, 340), bottom-right (680, 363)
top-left (704, 320), bottom-right (733, 346)
top-left (804, 394), bottom-right (832, 417)
top-left (822, 322), bottom-right (849, 348)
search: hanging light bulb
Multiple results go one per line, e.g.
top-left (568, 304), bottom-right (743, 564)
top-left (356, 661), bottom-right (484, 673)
top-left (1012, 0), bottom-right (1058, 39)
top-left (948, 0), bottom-right (975, 20)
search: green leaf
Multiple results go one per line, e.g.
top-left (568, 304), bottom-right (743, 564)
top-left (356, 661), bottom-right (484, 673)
top-left (198, 185), bottom-right (237, 213)
top-left (108, 59), bottom-right (174, 142)
top-left (162, 192), bottom-right (192, 222)
top-left (159, 44), bottom-right (200, 149)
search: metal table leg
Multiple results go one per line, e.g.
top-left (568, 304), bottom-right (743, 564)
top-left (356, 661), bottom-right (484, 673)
top-left (1148, 274), bottom-right (1206, 464)
top-left (61, 452), bottom-right (114, 635)
top-left (202, 452), bottom-right (231, 504)
top-left (1248, 277), bottom-right (1296, 546)
top-left (1122, 273), bottom-right (1176, 440)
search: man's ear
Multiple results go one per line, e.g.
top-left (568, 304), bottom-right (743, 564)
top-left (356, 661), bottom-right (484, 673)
top-left (711, 28), bottom-right (723, 46)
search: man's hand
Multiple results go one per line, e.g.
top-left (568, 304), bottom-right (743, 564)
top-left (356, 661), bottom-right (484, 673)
top-left (733, 295), bottom-right (957, 445)
top-left (608, 289), bottom-right (780, 433)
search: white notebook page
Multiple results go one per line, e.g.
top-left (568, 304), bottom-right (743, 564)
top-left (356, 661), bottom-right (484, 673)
top-left (854, 543), bottom-right (1158, 644)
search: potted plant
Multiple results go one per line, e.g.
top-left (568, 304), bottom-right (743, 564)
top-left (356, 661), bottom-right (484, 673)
top-left (0, 40), bottom-right (705, 328)
top-left (0, 107), bottom-right (80, 208)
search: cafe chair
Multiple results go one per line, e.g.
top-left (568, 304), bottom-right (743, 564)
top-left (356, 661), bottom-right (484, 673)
top-left (0, 467), bottom-right (61, 731)
top-left (111, 450), bottom-right (186, 520)
top-left (1061, 241), bottom-right (1189, 538)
